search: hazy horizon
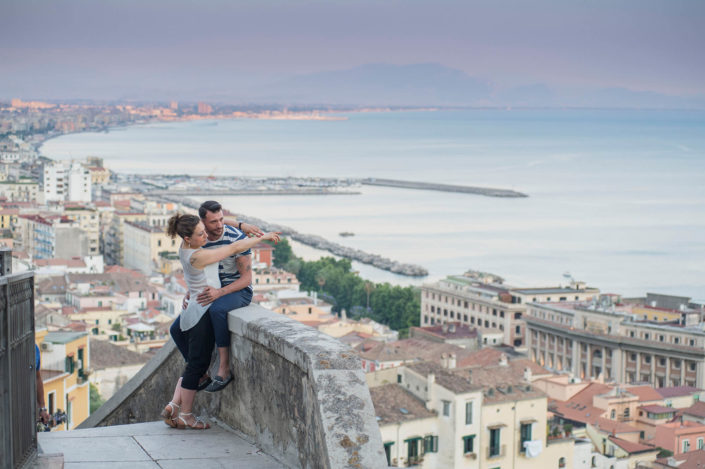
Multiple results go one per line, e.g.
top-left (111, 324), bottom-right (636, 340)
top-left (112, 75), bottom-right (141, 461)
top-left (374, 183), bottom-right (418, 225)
top-left (1, 0), bottom-right (704, 107)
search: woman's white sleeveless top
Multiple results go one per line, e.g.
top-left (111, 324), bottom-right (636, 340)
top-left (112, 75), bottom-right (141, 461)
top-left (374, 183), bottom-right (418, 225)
top-left (179, 247), bottom-right (221, 331)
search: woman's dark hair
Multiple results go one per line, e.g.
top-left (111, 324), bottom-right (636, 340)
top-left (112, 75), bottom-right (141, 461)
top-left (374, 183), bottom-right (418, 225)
top-left (166, 214), bottom-right (201, 239)
top-left (198, 200), bottom-right (222, 219)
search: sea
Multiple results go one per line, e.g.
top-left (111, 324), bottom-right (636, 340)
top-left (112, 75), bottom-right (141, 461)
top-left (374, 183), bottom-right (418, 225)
top-left (40, 109), bottom-right (705, 302)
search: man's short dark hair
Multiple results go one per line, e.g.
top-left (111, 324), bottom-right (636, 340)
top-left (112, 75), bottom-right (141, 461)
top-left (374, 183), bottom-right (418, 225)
top-left (199, 200), bottom-right (222, 219)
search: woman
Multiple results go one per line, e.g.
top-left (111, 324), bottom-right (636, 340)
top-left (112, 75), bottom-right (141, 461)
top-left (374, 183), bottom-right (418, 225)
top-left (161, 213), bottom-right (279, 429)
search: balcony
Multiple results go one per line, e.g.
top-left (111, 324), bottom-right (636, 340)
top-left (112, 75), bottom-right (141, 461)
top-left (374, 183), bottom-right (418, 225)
top-left (487, 444), bottom-right (506, 459)
top-left (38, 304), bottom-right (387, 468)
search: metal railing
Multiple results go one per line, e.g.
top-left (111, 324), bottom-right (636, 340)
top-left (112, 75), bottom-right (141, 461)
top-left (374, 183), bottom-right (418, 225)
top-left (486, 444), bottom-right (506, 459)
top-left (0, 247), bottom-right (37, 469)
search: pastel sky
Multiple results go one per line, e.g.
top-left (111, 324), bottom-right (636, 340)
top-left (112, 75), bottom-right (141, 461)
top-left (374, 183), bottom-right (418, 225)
top-left (1, 0), bottom-right (703, 100)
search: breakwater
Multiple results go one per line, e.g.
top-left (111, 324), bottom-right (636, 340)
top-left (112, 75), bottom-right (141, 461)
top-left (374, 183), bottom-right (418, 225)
top-left (169, 196), bottom-right (428, 277)
top-left (361, 178), bottom-right (528, 198)
top-left (148, 189), bottom-right (360, 196)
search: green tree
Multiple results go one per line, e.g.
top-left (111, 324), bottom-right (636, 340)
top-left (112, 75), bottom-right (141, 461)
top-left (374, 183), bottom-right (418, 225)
top-left (90, 383), bottom-right (105, 413)
top-left (270, 240), bottom-right (421, 335)
top-left (268, 237), bottom-right (294, 268)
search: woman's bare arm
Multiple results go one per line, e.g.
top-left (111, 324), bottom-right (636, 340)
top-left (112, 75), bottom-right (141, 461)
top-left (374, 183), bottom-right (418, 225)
top-left (190, 232), bottom-right (280, 269)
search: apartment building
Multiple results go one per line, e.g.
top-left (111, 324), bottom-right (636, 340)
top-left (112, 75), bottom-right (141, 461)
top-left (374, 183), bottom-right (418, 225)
top-left (122, 220), bottom-right (178, 274)
top-left (0, 178), bottom-right (39, 202)
top-left (62, 205), bottom-right (100, 255)
top-left (42, 160), bottom-right (91, 203)
top-left (103, 211), bottom-right (147, 265)
top-left (525, 296), bottom-right (705, 388)
top-left (16, 214), bottom-right (91, 259)
top-left (421, 274), bottom-right (599, 349)
top-left (36, 330), bottom-right (90, 431)
top-left (372, 356), bottom-right (572, 468)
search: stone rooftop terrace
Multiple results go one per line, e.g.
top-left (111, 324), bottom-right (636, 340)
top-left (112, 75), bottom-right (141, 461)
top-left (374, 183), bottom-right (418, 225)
top-left (38, 420), bottom-right (284, 468)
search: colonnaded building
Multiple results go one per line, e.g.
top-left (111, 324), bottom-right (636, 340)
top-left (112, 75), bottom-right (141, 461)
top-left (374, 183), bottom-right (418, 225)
top-left (525, 293), bottom-right (705, 388)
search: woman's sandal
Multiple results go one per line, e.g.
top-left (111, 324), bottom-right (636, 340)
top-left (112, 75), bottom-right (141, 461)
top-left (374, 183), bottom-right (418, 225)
top-left (160, 402), bottom-right (180, 428)
top-left (176, 412), bottom-right (210, 430)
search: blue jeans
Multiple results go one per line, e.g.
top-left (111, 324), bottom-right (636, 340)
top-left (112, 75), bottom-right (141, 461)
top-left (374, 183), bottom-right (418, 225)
top-left (170, 288), bottom-right (253, 360)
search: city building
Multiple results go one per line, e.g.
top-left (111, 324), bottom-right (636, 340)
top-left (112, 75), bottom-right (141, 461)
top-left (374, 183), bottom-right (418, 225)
top-left (410, 322), bottom-right (482, 350)
top-left (42, 160), bottom-right (91, 203)
top-left (525, 295), bottom-right (705, 388)
top-left (122, 220), bottom-right (178, 274)
top-left (421, 273), bottom-right (599, 350)
top-left (16, 213), bottom-right (93, 259)
top-left (36, 329), bottom-right (90, 431)
top-left (0, 178), bottom-right (39, 202)
top-left (371, 352), bottom-right (573, 468)
top-left (253, 267), bottom-right (300, 292)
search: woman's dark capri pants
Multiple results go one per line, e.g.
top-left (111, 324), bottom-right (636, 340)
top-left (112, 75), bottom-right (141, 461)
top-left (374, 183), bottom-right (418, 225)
top-left (180, 311), bottom-right (215, 390)
top-left (170, 288), bottom-right (253, 364)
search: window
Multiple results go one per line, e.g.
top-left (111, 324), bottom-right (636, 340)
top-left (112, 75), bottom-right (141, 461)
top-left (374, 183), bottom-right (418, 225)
top-left (675, 337), bottom-right (680, 344)
top-left (559, 457), bottom-right (566, 468)
top-left (48, 391), bottom-right (56, 414)
top-left (397, 375), bottom-right (402, 384)
top-left (684, 439), bottom-right (690, 453)
top-left (610, 409), bottom-right (616, 419)
top-left (630, 353), bottom-right (637, 362)
top-left (699, 438), bottom-right (704, 450)
top-left (645, 356), bottom-right (652, 364)
top-left (424, 435), bottom-right (438, 453)
top-left (489, 428), bottom-right (501, 457)
top-left (463, 435), bottom-right (475, 454)
top-left (520, 423), bottom-right (532, 452)
top-left (442, 400), bottom-right (451, 417)
top-left (624, 408), bottom-right (630, 419)
top-left (405, 437), bottom-right (421, 464)
top-left (465, 401), bottom-right (473, 425)
top-left (383, 442), bottom-right (394, 465)
top-left (674, 359), bottom-right (681, 369)
top-left (516, 325), bottom-right (521, 334)
top-left (65, 357), bottom-right (75, 374)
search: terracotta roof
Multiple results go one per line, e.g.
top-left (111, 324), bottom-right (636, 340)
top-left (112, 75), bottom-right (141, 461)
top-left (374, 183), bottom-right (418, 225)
top-left (370, 383), bottom-right (436, 425)
top-left (640, 405), bottom-right (676, 414)
top-left (656, 449), bottom-right (705, 469)
top-left (608, 436), bottom-right (657, 454)
top-left (627, 385), bottom-right (663, 402)
top-left (407, 362), bottom-right (481, 395)
top-left (34, 258), bottom-right (86, 268)
top-left (90, 339), bottom-right (150, 369)
top-left (411, 322), bottom-right (479, 339)
top-left (40, 369), bottom-right (69, 382)
top-left (681, 401), bottom-right (705, 419)
top-left (570, 382), bottom-right (614, 407)
top-left (549, 399), bottom-right (607, 422)
top-left (657, 386), bottom-right (703, 398)
top-left (356, 338), bottom-right (465, 363)
top-left (592, 417), bottom-right (641, 435)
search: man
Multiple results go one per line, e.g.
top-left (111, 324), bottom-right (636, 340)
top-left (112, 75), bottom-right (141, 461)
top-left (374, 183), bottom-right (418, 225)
top-left (197, 200), bottom-right (262, 392)
top-left (170, 200), bottom-right (263, 393)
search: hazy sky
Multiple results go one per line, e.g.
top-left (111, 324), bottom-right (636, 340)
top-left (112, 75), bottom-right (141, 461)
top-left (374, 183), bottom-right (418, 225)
top-left (1, 0), bottom-right (703, 100)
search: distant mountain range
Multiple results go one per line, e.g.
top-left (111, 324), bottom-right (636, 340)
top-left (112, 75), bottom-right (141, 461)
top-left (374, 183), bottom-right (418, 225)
top-left (230, 63), bottom-right (705, 109)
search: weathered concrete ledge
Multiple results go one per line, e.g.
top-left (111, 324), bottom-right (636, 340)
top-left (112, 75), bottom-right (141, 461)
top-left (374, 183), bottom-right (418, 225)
top-left (79, 304), bottom-right (386, 469)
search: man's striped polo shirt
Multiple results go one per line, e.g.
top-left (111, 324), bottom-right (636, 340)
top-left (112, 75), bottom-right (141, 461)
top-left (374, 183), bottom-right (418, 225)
top-left (203, 224), bottom-right (252, 292)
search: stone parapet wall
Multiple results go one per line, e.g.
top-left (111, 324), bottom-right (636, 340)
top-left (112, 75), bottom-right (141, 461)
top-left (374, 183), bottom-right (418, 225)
top-left (79, 304), bottom-right (386, 469)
